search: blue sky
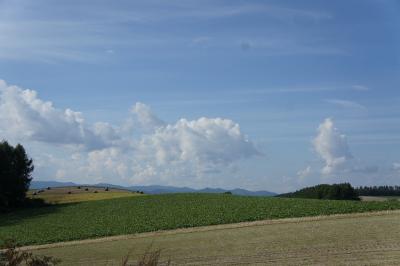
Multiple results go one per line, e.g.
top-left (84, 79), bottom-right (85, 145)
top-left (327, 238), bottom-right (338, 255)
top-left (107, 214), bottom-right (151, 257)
top-left (0, 0), bottom-right (399, 192)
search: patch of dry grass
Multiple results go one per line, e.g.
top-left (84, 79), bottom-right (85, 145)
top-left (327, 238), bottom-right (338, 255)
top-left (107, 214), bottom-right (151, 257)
top-left (27, 186), bottom-right (141, 204)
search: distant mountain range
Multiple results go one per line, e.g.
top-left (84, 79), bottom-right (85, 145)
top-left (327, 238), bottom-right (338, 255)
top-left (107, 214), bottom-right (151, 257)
top-left (30, 180), bottom-right (276, 196)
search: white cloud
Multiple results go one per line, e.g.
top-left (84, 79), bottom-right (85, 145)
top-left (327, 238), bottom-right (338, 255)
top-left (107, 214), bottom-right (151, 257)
top-left (0, 80), bottom-right (259, 185)
top-left (138, 117), bottom-right (259, 168)
top-left (81, 116), bottom-right (260, 185)
top-left (131, 102), bottom-right (165, 131)
top-left (0, 80), bottom-right (118, 149)
top-left (297, 166), bottom-right (311, 180)
top-left (326, 99), bottom-right (367, 111)
top-left (313, 118), bottom-right (353, 175)
top-left (76, 115), bottom-right (260, 185)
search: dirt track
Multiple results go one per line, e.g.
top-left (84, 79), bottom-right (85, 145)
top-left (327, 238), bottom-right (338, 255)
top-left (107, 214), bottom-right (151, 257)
top-left (30, 210), bottom-right (400, 265)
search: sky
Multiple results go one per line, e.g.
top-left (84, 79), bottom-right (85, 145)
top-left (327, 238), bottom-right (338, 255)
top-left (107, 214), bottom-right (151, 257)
top-left (0, 0), bottom-right (399, 193)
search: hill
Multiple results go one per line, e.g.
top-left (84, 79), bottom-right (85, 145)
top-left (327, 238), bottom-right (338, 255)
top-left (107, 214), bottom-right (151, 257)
top-left (30, 180), bottom-right (276, 196)
top-left (28, 186), bottom-right (141, 204)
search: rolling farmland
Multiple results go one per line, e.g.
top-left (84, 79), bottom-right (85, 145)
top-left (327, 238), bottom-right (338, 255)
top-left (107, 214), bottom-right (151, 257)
top-left (27, 186), bottom-right (141, 204)
top-left (1, 193), bottom-right (400, 247)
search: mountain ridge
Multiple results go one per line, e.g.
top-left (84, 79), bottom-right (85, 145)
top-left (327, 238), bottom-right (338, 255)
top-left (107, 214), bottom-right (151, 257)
top-left (30, 180), bottom-right (276, 196)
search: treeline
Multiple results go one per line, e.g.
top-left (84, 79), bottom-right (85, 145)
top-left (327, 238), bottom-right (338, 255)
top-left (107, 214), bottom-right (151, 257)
top-left (278, 183), bottom-right (359, 200)
top-left (356, 186), bottom-right (400, 196)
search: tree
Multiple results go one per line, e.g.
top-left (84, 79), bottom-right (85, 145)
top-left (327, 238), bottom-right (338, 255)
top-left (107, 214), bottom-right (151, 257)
top-left (0, 141), bottom-right (34, 209)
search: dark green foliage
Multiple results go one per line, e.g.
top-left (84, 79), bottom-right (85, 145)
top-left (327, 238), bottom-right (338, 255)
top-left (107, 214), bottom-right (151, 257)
top-left (1, 193), bottom-right (399, 246)
top-left (278, 183), bottom-right (359, 200)
top-left (356, 186), bottom-right (400, 196)
top-left (224, 191), bottom-right (232, 195)
top-left (0, 141), bottom-right (34, 211)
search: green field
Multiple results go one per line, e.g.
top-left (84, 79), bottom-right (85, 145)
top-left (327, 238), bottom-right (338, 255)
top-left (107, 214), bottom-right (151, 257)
top-left (1, 194), bottom-right (400, 247)
top-left (27, 186), bottom-right (141, 204)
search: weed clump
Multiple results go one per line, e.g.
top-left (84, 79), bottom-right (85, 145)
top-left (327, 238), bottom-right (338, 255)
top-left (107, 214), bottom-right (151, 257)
top-left (0, 239), bottom-right (61, 266)
top-left (121, 245), bottom-right (170, 266)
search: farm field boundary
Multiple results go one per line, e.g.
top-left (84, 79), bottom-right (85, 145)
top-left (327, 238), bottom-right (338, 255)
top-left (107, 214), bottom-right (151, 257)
top-left (28, 210), bottom-right (400, 265)
top-left (2, 194), bottom-right (400, 246)
top-left (19, 209), bottom-right (400, 251)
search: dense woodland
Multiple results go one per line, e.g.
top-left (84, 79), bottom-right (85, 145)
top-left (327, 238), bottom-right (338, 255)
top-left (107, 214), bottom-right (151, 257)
top-left (278, 183), bottom-right (359, 200)
top-left (355, 186), bottom-right (400, 196)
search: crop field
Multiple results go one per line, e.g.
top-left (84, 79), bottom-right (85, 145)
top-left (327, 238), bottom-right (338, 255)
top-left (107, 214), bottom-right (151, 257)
top-left (30, 210), bottom-right (400, 265)
top-left (1, 194), bottom-right (400, 247)
top-left (27, 186), bottom-right (141, 204)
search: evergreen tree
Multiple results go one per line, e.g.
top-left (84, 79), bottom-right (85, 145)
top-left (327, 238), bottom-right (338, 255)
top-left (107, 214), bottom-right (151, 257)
top-left (0, 141), bottom-right (34, 209)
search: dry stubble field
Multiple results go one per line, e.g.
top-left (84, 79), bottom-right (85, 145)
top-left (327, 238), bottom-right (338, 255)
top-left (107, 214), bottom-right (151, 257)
top-left (29, 210), bottom-right (400, 265)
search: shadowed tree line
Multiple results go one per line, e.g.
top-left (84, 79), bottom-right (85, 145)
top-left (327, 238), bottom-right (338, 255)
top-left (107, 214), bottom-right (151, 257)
top-left (355, 186), bottom-right (400, 196)
top-left (278, 183), bottom-right (359, 200)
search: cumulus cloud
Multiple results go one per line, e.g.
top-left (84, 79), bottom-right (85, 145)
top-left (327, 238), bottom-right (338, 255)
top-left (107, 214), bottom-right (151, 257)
top-left (0, 80), bottom-right (259, 185)
top-left (138, 117), bottom-right (259, 168)
top-left (131, 102), bottom-right (165, 130)
top-left (0, 81), bottom-right (119, 149)
top-left (82, 116), bottom-right (259, 184)
top-left (313, 118), bottom-right (353, 175)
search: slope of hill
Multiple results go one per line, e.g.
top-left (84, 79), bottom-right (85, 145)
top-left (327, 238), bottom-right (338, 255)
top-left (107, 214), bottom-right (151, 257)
top-left (28, 186), bottom-right (140, 204)
top-left (30, 181), bottom-right (276, 196)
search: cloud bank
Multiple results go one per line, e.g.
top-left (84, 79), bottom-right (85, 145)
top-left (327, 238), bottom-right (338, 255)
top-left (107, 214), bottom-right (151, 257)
top-left (0, 80), bottom-right (259, 185)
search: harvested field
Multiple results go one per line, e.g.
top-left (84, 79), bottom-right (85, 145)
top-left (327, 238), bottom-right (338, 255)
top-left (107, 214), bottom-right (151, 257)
top-left (29, 210), bottom-right (400, 265)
